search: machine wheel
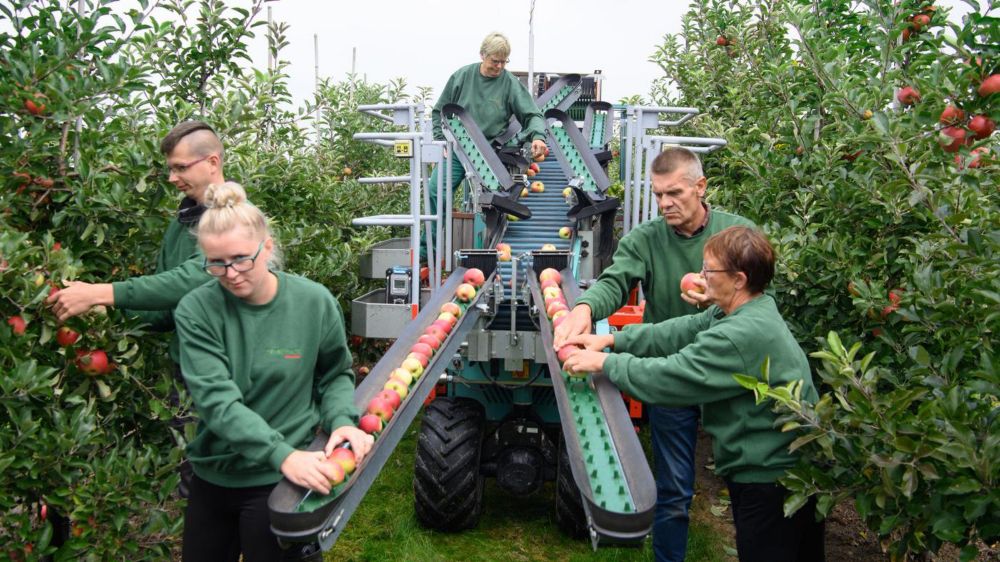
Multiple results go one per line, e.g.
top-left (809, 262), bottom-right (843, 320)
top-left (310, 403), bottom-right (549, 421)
top-left (554, 439), bottom-right (588, 539)
top-left (414, 396), bottom-right (485, 531)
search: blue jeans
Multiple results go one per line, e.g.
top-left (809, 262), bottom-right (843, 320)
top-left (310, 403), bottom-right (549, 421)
top-left (422, 157), bottom-right (466, 261)
top-left (649, 405), bottom-right (699, 562)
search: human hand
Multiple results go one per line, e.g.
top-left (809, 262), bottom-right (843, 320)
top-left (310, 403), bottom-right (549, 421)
top-left (47, 281), bottom-right (114, 322)
top-left (280, 450), bottom-right (338, 495)
top-left (553, 304), bottom-right (592, 349)
top-left (562, 333), bottom-right (614, 352)
top-left (325, 426), bottom-right (374, 465)
top-left (561, 350), bottom-right (608, 377)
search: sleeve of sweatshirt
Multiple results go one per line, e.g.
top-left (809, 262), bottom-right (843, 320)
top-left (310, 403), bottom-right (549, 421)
top-left (508, 78), bottom-right (546, 141)
top-left (112, 254), bottom-right (211, 311)
top-left (613, 308), bottom-right (714, 358)
top-left (175, 298), bottom-right (296, 473)
top-left (603, 324), bottom-right (750, 408)
top-left (315, 297), bottom-right (358, 432)
top-left (432, 72), bottom-right (461, 141)
top-left (575, 232), bottom-right (648, 320)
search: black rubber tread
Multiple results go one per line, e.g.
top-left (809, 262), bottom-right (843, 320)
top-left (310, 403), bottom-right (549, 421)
top-left (554, 438), bottom-right (588, 539)
top-left (413, 397), bottom-right (486, 531)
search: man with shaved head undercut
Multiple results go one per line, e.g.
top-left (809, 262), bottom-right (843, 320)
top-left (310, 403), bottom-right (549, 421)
top-left (47, 120), bottom-right (228, 497)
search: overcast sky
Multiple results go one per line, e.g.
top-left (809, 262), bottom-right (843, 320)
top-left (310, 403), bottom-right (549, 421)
top-left (250, 0), bottom-right (975, 111)
top-left (250, 0), bottom-right (690, 107)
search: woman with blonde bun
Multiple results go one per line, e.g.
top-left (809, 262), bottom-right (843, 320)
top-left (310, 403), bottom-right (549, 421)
top-left (175, 182), bottom-right (373, 561)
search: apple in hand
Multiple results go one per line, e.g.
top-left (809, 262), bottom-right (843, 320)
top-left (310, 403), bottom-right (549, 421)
top-left (359, 414), bottom-right (383, 435)
top-left (680, 272), bottom-right (705, 294)
top-left (329, 447), bottom-right (357, 474)
top-left (324, 458), bottom-right (346, 486)
top-left (557, 344), bottom-right (583, 363)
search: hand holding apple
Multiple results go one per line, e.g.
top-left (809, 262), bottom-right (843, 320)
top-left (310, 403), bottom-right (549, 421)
top-left (280, 450), bottom-right (338, 494)
top-left (552, 303), bottom-right (593, 349)
top-left (325, 425), bottom-right (375, 464)
top-left (561, 349), bottom-right (609, 377)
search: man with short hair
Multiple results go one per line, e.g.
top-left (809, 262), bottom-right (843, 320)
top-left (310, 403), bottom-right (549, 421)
top-left (554, 146), bottom-right (756, 562)
top-left (425, 31), bottom-right (547, 259)
top-left (48, 120), bottom-right (226, 497)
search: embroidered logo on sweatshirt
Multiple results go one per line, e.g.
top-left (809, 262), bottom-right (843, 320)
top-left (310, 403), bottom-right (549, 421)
top-left (267, 347), bottom-right (302, 360)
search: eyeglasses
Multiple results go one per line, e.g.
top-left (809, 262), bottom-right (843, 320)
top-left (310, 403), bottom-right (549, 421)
top-left (166, 154), bottom-right (211, 175)
top-left (485, 57), bottom-right (510, 66)
top-left (701, 267), bottom-right (733, 275)
top-left (203, 240), bottom-right (265, 277)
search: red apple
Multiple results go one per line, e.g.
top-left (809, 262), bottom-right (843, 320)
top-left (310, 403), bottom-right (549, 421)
top-left (329, 447), bottom-right (357, 474)
top-left (410, 342), bottom-right (434, 358)
top-left (978, 74), bottom-right (1000, 97)
top-left (24, 98), bottom-right (45, 115)
top-left (557, 344), bottom-right (583, 363)
top-left (75, 349), bottom-right (109, 375)
top-left (896, 86), bottom-right (920, 106)
top-left (439, 302), bottom-right (462, 318)
top-left (530, 181), bottom-right (545, 193)
top-left (968, 115), bottom-right (995, 140)
top-left (463, 268), bottom-right (486, 288)
top-left (417, 334), bottom-right (441, 351)
top-left (552, 313), bottom-right (569, 330)
top-left (538, 268), bottom-right (562, 284)
top-left (384, 378), bottom-right (409, 399)
top-left (546, 300), bottom-right (569, 318)
top-left (377, 389), bottom-right (401, 410)
top-left (393, 366), bottom-right (416, 385)
top-left (716, 35), bottom-right (729, 46)
top-left (425, 325), bottom-right (448, 344)
top-left (367, 397), bottom-right (395, 422)
top-left (529, 163), bottom-right (540, 173)
top-left (455, 283), bottom-right (477, 303)
top-left (437, 312), bottom-right (457, 327)
top-left (358, 365), bottom-right (370, 376)
top-left (540, 279), bottom-right (560, 291)
top-left (680, 272), bottom-right (705, 294)
top-left (56, 326), bottom-right (80, 347)
top-left (938, 105), bottom-right (965, 125)
top-left (544, 295), bottom-right (567, 309)
top-left (406, 351), bottom-right (429, 368)
top-left (910, 13), bottom-right (931, 30)
top-left (358, 413), bottom-right (383, 435)
top-left (6, 315), bottom-right (26, 336)
top-left (542, 286), bottom-right (562, 300)
top-left (431, 319), bottom-right (453, 335)
top-left (938, 126), bottom-right (968, 153)
top-left (324, 458), bottom-right (346, 486)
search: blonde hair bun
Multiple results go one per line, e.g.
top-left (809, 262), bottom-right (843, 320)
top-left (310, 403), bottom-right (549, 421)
top-left (203, 181), bottom-right (247, 209)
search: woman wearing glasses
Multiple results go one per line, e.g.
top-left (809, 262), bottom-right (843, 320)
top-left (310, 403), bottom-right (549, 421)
top-left (174, 181), bottom-right (373, 561)
top-left (561, 226), bottom-right (825, 562)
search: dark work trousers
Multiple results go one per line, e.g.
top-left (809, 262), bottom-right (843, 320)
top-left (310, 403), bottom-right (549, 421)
top-left (726, 480), bottom-right (826, 562)
top-left (182, 474), bottom-right (282, 562)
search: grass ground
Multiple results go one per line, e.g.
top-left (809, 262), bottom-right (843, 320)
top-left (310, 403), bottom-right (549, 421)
top-left (323, 421), bottom-right (733, 562)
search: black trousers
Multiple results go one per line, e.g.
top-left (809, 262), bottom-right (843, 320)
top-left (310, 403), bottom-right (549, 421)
top-left (726, 480), bottom-right (826, 562)
top-left (182, 474), bottom-right (283, 562)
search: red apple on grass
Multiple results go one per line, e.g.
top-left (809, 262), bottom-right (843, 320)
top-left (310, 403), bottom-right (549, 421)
top-left (680, 272), bottom-right (705, 294)
top-left (463, 268), bottom-right (486, 288)
top-left (359, 414), bottom-right (383, 435)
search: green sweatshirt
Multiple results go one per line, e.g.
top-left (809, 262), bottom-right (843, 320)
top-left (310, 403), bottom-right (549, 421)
top-left (604, 295), bottom-right (818, 483)
top-left (111, 208), bottom-right (211, 363)
top-left (432, 63), bottom-right (546, 143)
top-left (576, 210), bottom-right (755, 324)
top-left (175, 271), bottom-right (358, 488)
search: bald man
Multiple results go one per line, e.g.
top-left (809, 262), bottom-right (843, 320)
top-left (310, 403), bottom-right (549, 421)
top-left (47, 121), bottom-right (226, 496)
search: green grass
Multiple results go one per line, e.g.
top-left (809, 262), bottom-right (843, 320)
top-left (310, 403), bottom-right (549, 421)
top-left (324, 422), bottom-right (731, 562)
